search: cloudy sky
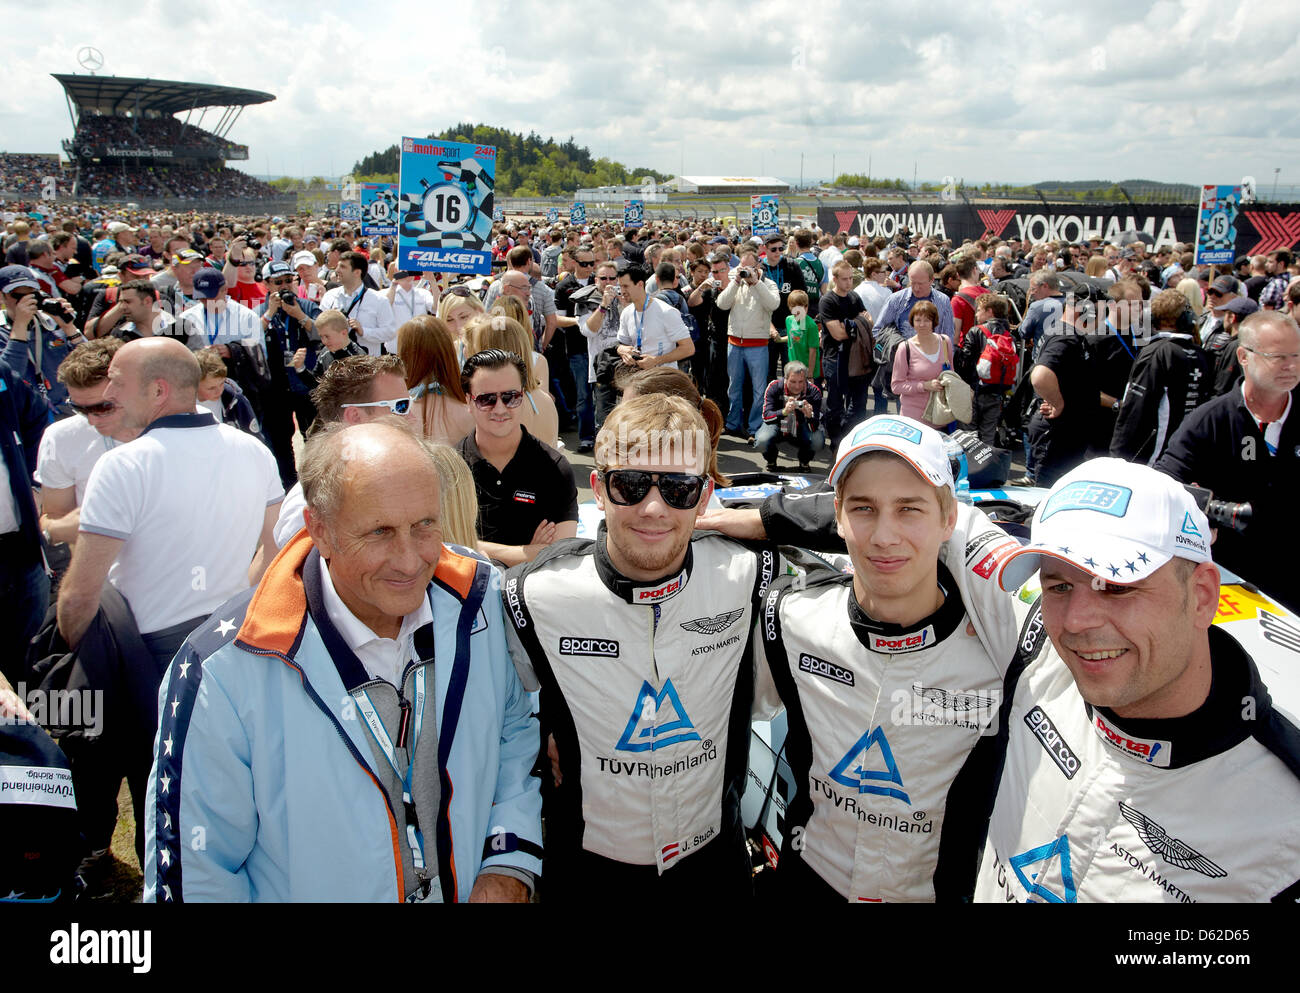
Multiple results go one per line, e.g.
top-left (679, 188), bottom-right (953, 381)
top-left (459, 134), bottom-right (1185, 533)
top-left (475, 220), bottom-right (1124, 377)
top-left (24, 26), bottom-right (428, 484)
top-left (5, 0), bottom-right (1298, 189)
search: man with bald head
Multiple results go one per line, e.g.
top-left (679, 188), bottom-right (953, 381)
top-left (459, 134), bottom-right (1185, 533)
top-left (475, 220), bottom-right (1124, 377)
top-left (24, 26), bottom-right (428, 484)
top-left (56, 337), bottom-right (283, 864)
top-left (874, 259), bottom-right (955, 341)
top-left (144, 420), bottom-right (541, 901)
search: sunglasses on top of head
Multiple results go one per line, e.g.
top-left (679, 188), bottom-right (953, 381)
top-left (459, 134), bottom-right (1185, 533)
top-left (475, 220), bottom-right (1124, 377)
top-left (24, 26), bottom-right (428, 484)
top-left (601, 469), bottom-right (707, 510)
top-left (341, 397), bottom-right (412, 415)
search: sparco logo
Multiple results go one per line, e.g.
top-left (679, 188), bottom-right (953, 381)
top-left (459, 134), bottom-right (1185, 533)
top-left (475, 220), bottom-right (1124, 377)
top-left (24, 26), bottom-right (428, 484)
top-left (764, 587), bottom-right (780, 642)
top-left (1025, 706), bottom-right (1080, 779)
top-left (1018, 602), bottom-right (1046, 662)
top-left (558, 637), bottom-right (619, 658)
top-left (505, 577), bottom-right (525, 628)
top-left (758, 549), bottom-right (775, 598)
top-left (799, 653), bottom-right (854, 686)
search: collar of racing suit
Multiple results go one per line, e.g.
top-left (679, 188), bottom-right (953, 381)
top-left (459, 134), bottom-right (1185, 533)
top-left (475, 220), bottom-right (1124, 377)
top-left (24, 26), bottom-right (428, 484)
top-left (846, 561), bottom-right (966, 654)
top-left (592, 522), bottom-right (694, 605)
top-left (1082, 626), bottom-right (1265, 770)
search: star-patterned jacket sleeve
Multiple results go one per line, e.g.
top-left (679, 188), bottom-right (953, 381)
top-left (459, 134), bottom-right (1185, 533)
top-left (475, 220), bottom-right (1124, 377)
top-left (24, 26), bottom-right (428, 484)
top-left (145, 640), bottom-right (256, 903)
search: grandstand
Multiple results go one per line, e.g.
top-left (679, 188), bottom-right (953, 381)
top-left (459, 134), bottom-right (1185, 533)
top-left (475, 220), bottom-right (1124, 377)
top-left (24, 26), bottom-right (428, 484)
top-left (52, 73), bottom-right (278, 203)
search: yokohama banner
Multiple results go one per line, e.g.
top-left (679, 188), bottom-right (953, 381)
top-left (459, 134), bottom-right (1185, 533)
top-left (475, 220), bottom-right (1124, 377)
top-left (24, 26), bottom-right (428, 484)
top-left (818, 202), bottom-right (1300, 255)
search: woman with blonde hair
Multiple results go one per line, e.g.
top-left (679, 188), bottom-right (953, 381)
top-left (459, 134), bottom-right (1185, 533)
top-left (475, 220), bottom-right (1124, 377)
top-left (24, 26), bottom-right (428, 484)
top-left (1085, 255), bottom-right (1109, 278)
top-left (397, 315), bottom-right (475, 444)
top-left (462, 314), bottom-right (559, 447)
top-left (623, 366), bottom-right (731, 487)
top-left (425, 441), bottom-right (479, 549)
top-left (489, 296), bottom-right (550, 392)
top-left (438, 287), bottom-right (486, 363)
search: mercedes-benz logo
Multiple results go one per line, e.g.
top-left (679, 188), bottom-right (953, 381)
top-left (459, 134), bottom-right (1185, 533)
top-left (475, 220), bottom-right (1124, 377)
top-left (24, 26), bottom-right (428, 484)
top-left (77, 47), bottom-right (104, 72)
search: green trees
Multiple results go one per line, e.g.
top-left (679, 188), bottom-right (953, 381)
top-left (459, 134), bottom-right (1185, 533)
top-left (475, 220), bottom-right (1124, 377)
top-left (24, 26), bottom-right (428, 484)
top-left (351, 124), bottom-right (670, 196)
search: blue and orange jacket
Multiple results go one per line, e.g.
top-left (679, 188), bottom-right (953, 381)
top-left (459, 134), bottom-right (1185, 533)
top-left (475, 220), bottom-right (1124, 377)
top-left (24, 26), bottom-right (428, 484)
top-left (143, 530), bottom-right (542, 902)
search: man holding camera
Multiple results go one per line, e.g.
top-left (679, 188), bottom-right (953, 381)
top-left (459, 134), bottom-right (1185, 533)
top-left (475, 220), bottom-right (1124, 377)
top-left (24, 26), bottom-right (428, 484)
top-left (0, 264), bottom-right (86, 414)
top-left (1156, 310), bottom-right (1300, 614)
top-left (717, 251), bottom-right (779, 441)
top-left (320, 250), bottom-right (396, 356)
top-left (615, 264), bottom-right (694, 373)
top-left (756, 360), bottom-right (823, 470)
top-left (255, 261), bottom-right (321, 487)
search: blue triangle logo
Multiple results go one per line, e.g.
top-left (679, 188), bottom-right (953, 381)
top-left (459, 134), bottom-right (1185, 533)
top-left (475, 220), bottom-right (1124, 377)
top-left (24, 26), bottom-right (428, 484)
top-left (1009, 835), bottom-right (1077, 903)
top-left (1180, 511), bottom-right (1203, 537)
top-left (828, 727), bottom-right (910, 804)
top-left (615, 679), bottom-right (701, 752)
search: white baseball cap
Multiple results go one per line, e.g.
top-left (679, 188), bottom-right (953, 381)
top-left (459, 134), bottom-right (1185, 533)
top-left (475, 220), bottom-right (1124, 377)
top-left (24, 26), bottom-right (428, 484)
top-left (829, 415), bottom-right (955, 491)
top-left (291, 250), bottom-right (318, 269)
top-left (997, 458), bottom-right (1213, 592)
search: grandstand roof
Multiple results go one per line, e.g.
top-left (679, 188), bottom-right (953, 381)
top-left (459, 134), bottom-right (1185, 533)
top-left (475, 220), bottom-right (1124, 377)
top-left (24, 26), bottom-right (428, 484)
top-left (52, 74), bottom-right (275, 116)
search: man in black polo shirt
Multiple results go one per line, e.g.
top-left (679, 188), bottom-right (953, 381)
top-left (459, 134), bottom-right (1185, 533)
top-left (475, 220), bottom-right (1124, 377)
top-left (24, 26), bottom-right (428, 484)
top-left (457, 348), bottom-right (578, 566)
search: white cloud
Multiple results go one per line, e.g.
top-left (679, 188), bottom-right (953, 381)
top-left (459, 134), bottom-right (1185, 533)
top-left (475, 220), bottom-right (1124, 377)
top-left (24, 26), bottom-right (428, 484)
top-left (4, 0), bottom-right (1299, 187)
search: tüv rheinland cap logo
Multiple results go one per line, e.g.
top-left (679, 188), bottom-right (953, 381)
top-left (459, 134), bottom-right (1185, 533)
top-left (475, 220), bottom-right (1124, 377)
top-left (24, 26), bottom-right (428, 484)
top-left (1039, 481), bottom-right (1132, 522)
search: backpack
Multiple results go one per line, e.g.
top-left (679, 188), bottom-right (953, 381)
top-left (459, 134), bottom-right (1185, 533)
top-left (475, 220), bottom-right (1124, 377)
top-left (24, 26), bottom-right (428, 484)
top-left (541, 244), bottom-right (562, 278)
top-left (976, 328), bottom-right (1020, 387)
top-left (870, 325), bottom-right (906, 394)
top-left (656, 288), bottom-right (700, 341)
top-left (796, 254), bottom-right (825, 309)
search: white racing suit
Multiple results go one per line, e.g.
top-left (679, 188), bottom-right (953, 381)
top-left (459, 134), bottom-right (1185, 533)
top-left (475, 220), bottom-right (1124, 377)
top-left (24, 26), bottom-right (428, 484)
top-left (759, 485), bottom-right (1300, 902)
top-left (756, 560), bottom-right (1012, 902)
top-left (973, 588), bottom-right (1300, 903)
top-left (503, 527), bottom-right (778, 900)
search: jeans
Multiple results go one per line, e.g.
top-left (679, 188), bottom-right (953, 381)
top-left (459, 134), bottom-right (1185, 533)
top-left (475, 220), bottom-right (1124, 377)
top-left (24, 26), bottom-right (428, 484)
top-left (569, 354), bottom-right (595, 444)
top-left (726, 344), bottom-right (767, 435)
top-left (0, 555), bottom-right (49, 684)
top-left (756, 420), bottom-right (825, 466)
top-left (822, 350), bottom-right (869, 445)
top-left (594, 382), bottom-right (618, 432)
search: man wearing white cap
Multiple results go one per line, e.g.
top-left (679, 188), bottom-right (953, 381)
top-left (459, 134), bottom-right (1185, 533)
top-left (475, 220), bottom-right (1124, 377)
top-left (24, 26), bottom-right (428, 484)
top-left (753, 415), bottom-right (1013, 902)
top-left (975, 458), bottom-right (1300, 902)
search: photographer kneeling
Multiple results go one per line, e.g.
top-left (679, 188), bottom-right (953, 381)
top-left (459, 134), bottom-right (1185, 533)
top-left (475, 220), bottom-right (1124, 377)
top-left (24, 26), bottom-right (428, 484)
top-left (756, 360), bottom-right (823, 471)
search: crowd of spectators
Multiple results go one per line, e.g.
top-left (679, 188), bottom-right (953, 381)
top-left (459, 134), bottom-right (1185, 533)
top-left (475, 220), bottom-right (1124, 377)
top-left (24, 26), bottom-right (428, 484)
top-left (72, 115), bottom-right (242, 156)
top-left (0, 153), bottom-right (71, 197)
top-left (1, 201), bottom-right (1299, 906)
top-left (76, 163), bottom-right (276, 200)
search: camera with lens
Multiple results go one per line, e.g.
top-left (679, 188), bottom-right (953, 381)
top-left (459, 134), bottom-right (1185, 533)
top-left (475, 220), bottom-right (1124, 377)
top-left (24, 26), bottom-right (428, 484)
top-left (278, 288), bottom-right (296, 305)
top-left (1205, 499), bottom-right (1251, 534)
top-left (33, 292), bottom-right (70, 319)
top-left (1184, 484), bottom-right (1251, 534)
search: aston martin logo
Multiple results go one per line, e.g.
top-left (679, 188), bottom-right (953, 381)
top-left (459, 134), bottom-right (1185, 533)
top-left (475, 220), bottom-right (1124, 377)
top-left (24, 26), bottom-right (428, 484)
top-left (680, 609), bottom-right (744, 636)
top-left (1119, 802), bottom-right (1227, 878)
top-left (913, 684), bottom-right (997, 713)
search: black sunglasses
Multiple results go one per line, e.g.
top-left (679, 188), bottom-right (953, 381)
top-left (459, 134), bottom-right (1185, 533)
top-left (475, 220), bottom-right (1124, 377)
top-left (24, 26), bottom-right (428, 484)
top-left (471, 389), bottom-right (524, 410)
top-left (70, 400), bottom-right (116, 417)
top-left (577, 258), bottom-right (596, 266)
top-left (446, 285), bottom-right (475, 298)
top-left (602, 469), bottom-right (707, 510)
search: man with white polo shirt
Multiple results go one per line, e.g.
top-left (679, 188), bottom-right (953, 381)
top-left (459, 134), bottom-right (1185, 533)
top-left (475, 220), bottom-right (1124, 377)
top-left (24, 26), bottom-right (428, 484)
top-left (55, 338), bottom-right (282, 865)
top-left (615, 263), bottom-right (694, 372)
top-left (57, 338), bottom-right (282, 661)
top-left (974, 459), bottom-right (1300, 902)
top-left (320, 250), bottom-right (396, 356)
top-left (36, 339), bottom-right (138, 553)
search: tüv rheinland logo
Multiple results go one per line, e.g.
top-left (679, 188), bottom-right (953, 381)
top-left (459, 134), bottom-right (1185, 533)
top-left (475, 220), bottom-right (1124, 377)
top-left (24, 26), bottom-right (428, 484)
top-left (827, 726), bottom-right (910, 804)
top-left (1009, 835), bottom-right (1078, 903)
top-left (615, 679), bottom-right (701, 752)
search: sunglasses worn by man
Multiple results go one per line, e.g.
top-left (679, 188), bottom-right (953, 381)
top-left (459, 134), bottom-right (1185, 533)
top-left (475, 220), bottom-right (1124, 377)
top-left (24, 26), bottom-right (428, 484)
top-left (601, 469), bottom-right (707, 511)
